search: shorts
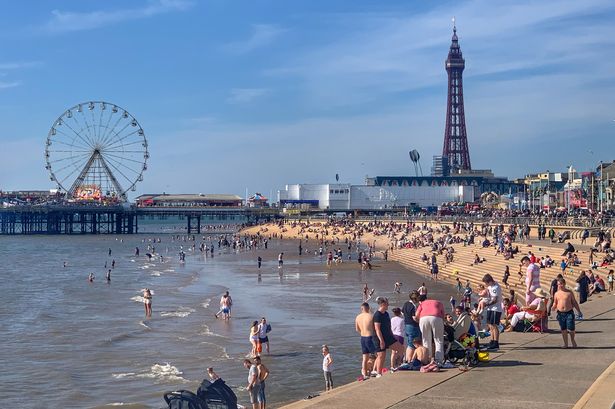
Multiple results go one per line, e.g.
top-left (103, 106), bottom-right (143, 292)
top-left (222, 307), bottom-right (229, 314)
top-left (557, 310), bottom-right (575, 331)
top-left (405, 324), bottom-right (421, 348)
top-left (259, 336), bottom-right (269, 343)
top-left (258, 381), bottom-right (266, 403)
top-left (486, 311), bottom-right (502, 325)
top-left (360, 336), bottom-right (376, 354)
top-left (374, 335), bottom-right (396, 353)
top-left (393, 335), bottom-right (405, 345)
top-left (419, 294), bottom-right (427, 302)
top-left (249, 384), bottom-right (261, 404)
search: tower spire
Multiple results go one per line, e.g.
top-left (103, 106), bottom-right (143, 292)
top-left (442, 21), bottom-right (471, 171)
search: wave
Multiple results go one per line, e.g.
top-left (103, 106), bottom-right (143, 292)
top-left (199, 324), bottom-right (223, 338)
top-left (201, 298), bottom-right (211, 309)
top-left (160, 307), bottom-right (195, 318)
top-left (130, 296), bottom-right (145, 303)
top-left (112, 363), bottom-right (187, 383)
top-left (139, 321), bottom-right (151, 330)
top-left (150, 271), bottom-right (162, 277)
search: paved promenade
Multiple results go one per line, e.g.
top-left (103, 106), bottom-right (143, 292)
top-left (282, 292), bottom-right (615, 409)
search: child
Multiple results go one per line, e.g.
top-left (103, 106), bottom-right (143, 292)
top-left (322, 345), bottom-right (333, 391)
top-left (412, 338), bottom-right (431, 366)
top-left (207, 367), bottom-right (220, 381)
top-left (608, 269), bottom-right (614, 293)
top-left (476, 284), bottom-right (489, 314)
top-left (455, 277), bottom-right (463, 294)
top-left (462, 282), bottom-right (472, 308)
top-left (471, 303), bottom-right (483, 331)
top-left (560, 259), bottom-right (568, 275)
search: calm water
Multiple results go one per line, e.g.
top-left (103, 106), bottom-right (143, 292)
top-left (0, 229), bottom-right (452, 409)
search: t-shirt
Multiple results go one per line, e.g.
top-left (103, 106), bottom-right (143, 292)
top-left (526, 264), bottom-right (541, 290)
top-left (402, 301), bottom-right (419, 326)
top-left (485, 282), bottom-right (503, 313)
top-left (258, 323), bottom-right (268, 338)
top-left (507, 304), bottom-right (520, 316)
top-left (415, 299), bottom-right (445, 319)
top-left (373, 310), bottom-right (396, 344)
top-left (322, 354), bottom-right (332, 372)
top-left (390, 316), bottom-right (404, 336)
top-left (248, 364), bottom-right (260, 385)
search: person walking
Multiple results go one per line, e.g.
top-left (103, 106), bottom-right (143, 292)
top-left (551, 278), bottom-right (582, 348)
top-left (414, 297), bottom-right (445, 365)
top-left (322, 345), bottom-right (333, 391)
top-left (576, 270), bottom-right (590, 304)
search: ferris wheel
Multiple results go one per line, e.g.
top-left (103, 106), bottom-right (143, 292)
top-left (45, 101), bottom-right (148, 201)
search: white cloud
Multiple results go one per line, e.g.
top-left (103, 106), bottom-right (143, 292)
top-left (224, 24), bottom-right (285, 54)
top-left (42, 0), bottom-right (193, 33)
top-left (0, 81), bottom-right (21, 89)
top-left (0, 61), bottom-right (41, 70)
top-left (226, 88), bottom-right (269, 104)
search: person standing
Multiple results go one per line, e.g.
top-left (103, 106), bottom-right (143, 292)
top-left (258, 317), bottom-right (271, 354)
top-left (322, 345), bottom-right (333, 391)
top-left (143, 288), bottom-right (152, 318)
top-left (373, 297), bottom-right (404, 375)
top-left (418, 283), bottom-right (428, 301)
top-left (402, 291), bottom-right (421, 362)
top-left (521, 256), bottom-right (541, 304)
top-left (254, 356), bottom-right (269, 409)
top-left (482, 274), bottom-right (503, 351)
top-left (576, 270), bottom-right (590, 304)
top-left (249, 321), bottom-right (261, 357)
top-left (414, 297), bottom-right (445, 365)
top-left (243, 359), bottom-right (261, 409)
top-left (355, 302), bottom-right (376, 380)
top-left (547, 274), bottom-right (564, 317)
top-left (552, 278), bottom-right (582, 348)
top-left (278, 252), bottom-right (284, 268)
top-left (257, 256), bottom-right (262, 269)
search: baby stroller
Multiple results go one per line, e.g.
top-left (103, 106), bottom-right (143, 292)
top-left (164, 378), bottom-right (238, 409)
top-left (444, 325), bottom-right (479, 369)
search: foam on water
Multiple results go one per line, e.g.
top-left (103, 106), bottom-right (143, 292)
top-left (159, 307), bottom-right (195, 318)
top-left (112, 363), bottom-right (187, 383)
top-left (201, 298), bottom-right (211, 309)
top-left (150, 271), bottom-right (162, 277)
top-left (131, 296), bottom-right (145, 303)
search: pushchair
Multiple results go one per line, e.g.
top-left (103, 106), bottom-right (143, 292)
top-left (164, 378), bottom-right (238, 409)
top-left (444, 325), bottom-right (479, 369)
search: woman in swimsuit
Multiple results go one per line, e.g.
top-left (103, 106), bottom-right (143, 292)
top-left (249, 320), bottom-right (260, 357)
top-left (143, 288), bottom-right (152, 318)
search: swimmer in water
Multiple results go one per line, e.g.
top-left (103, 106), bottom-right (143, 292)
top-left (143, 288), bottom-right (152, 317)
top-left (362, 283), bottom-right (370, 301)
top-left (63, 261), bottom-right (67, 268)
top-left (88, 273), bottom-right (95, 282)
top-left (111, 259), bottom-right (115, 269)
top-left (106, 269), bottom-right (111, 282)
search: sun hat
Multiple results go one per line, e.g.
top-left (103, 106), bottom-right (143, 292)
top-left (533, 288), bottom-right (549, 298)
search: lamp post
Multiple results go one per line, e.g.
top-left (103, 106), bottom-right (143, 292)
top-left (599, 161), bottom-right (603, 213)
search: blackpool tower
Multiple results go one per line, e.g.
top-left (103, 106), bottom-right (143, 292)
top-left (442, 22), bottom-right (471, 171)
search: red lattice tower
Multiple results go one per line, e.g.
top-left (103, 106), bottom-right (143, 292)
top-left (442, 23), bottom-right (471, 171)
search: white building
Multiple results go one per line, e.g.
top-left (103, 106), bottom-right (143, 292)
top-left (278, 182), bottom-right (475, 210)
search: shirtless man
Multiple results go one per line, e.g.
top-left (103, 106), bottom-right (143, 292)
top-left (355, 302), bottom-right (376, 380)
top-left (552, 278), bottom-right (582, 348)
top-left (215, 291), bottom-right (233, 319)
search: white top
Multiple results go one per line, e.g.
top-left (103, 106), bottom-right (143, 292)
top-left (391, 316), bottom-right (404, 336)
top-left (258, 323), bottom-right (268, 338)
top-left (322, 353), bottom-right (332, 372)
top-left (486, 282), bottom-right (503, 313)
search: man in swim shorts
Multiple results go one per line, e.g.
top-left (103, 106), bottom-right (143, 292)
top-left (355, 302), bottom-right (376, 380)
top-left (552, 278), bottom-right (582, 348)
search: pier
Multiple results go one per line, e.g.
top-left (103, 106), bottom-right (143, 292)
top-left (0, 205), bottom-right (279, 235)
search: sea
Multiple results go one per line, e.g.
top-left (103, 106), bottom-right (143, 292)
top-left (0, 219), bottom-right (453, 409)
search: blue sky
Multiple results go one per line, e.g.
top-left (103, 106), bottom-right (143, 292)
top-left (0, 0), bottom-right (614, 198)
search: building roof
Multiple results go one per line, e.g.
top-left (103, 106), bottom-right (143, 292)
top-left (135, 194), bottom-right (243, 202)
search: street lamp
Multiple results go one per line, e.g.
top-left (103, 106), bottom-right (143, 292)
top-left (599, 161), bottom-right (603, 213)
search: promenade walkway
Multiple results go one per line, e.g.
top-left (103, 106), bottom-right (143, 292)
top-left (281, 292), bottom-right (615, 409)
